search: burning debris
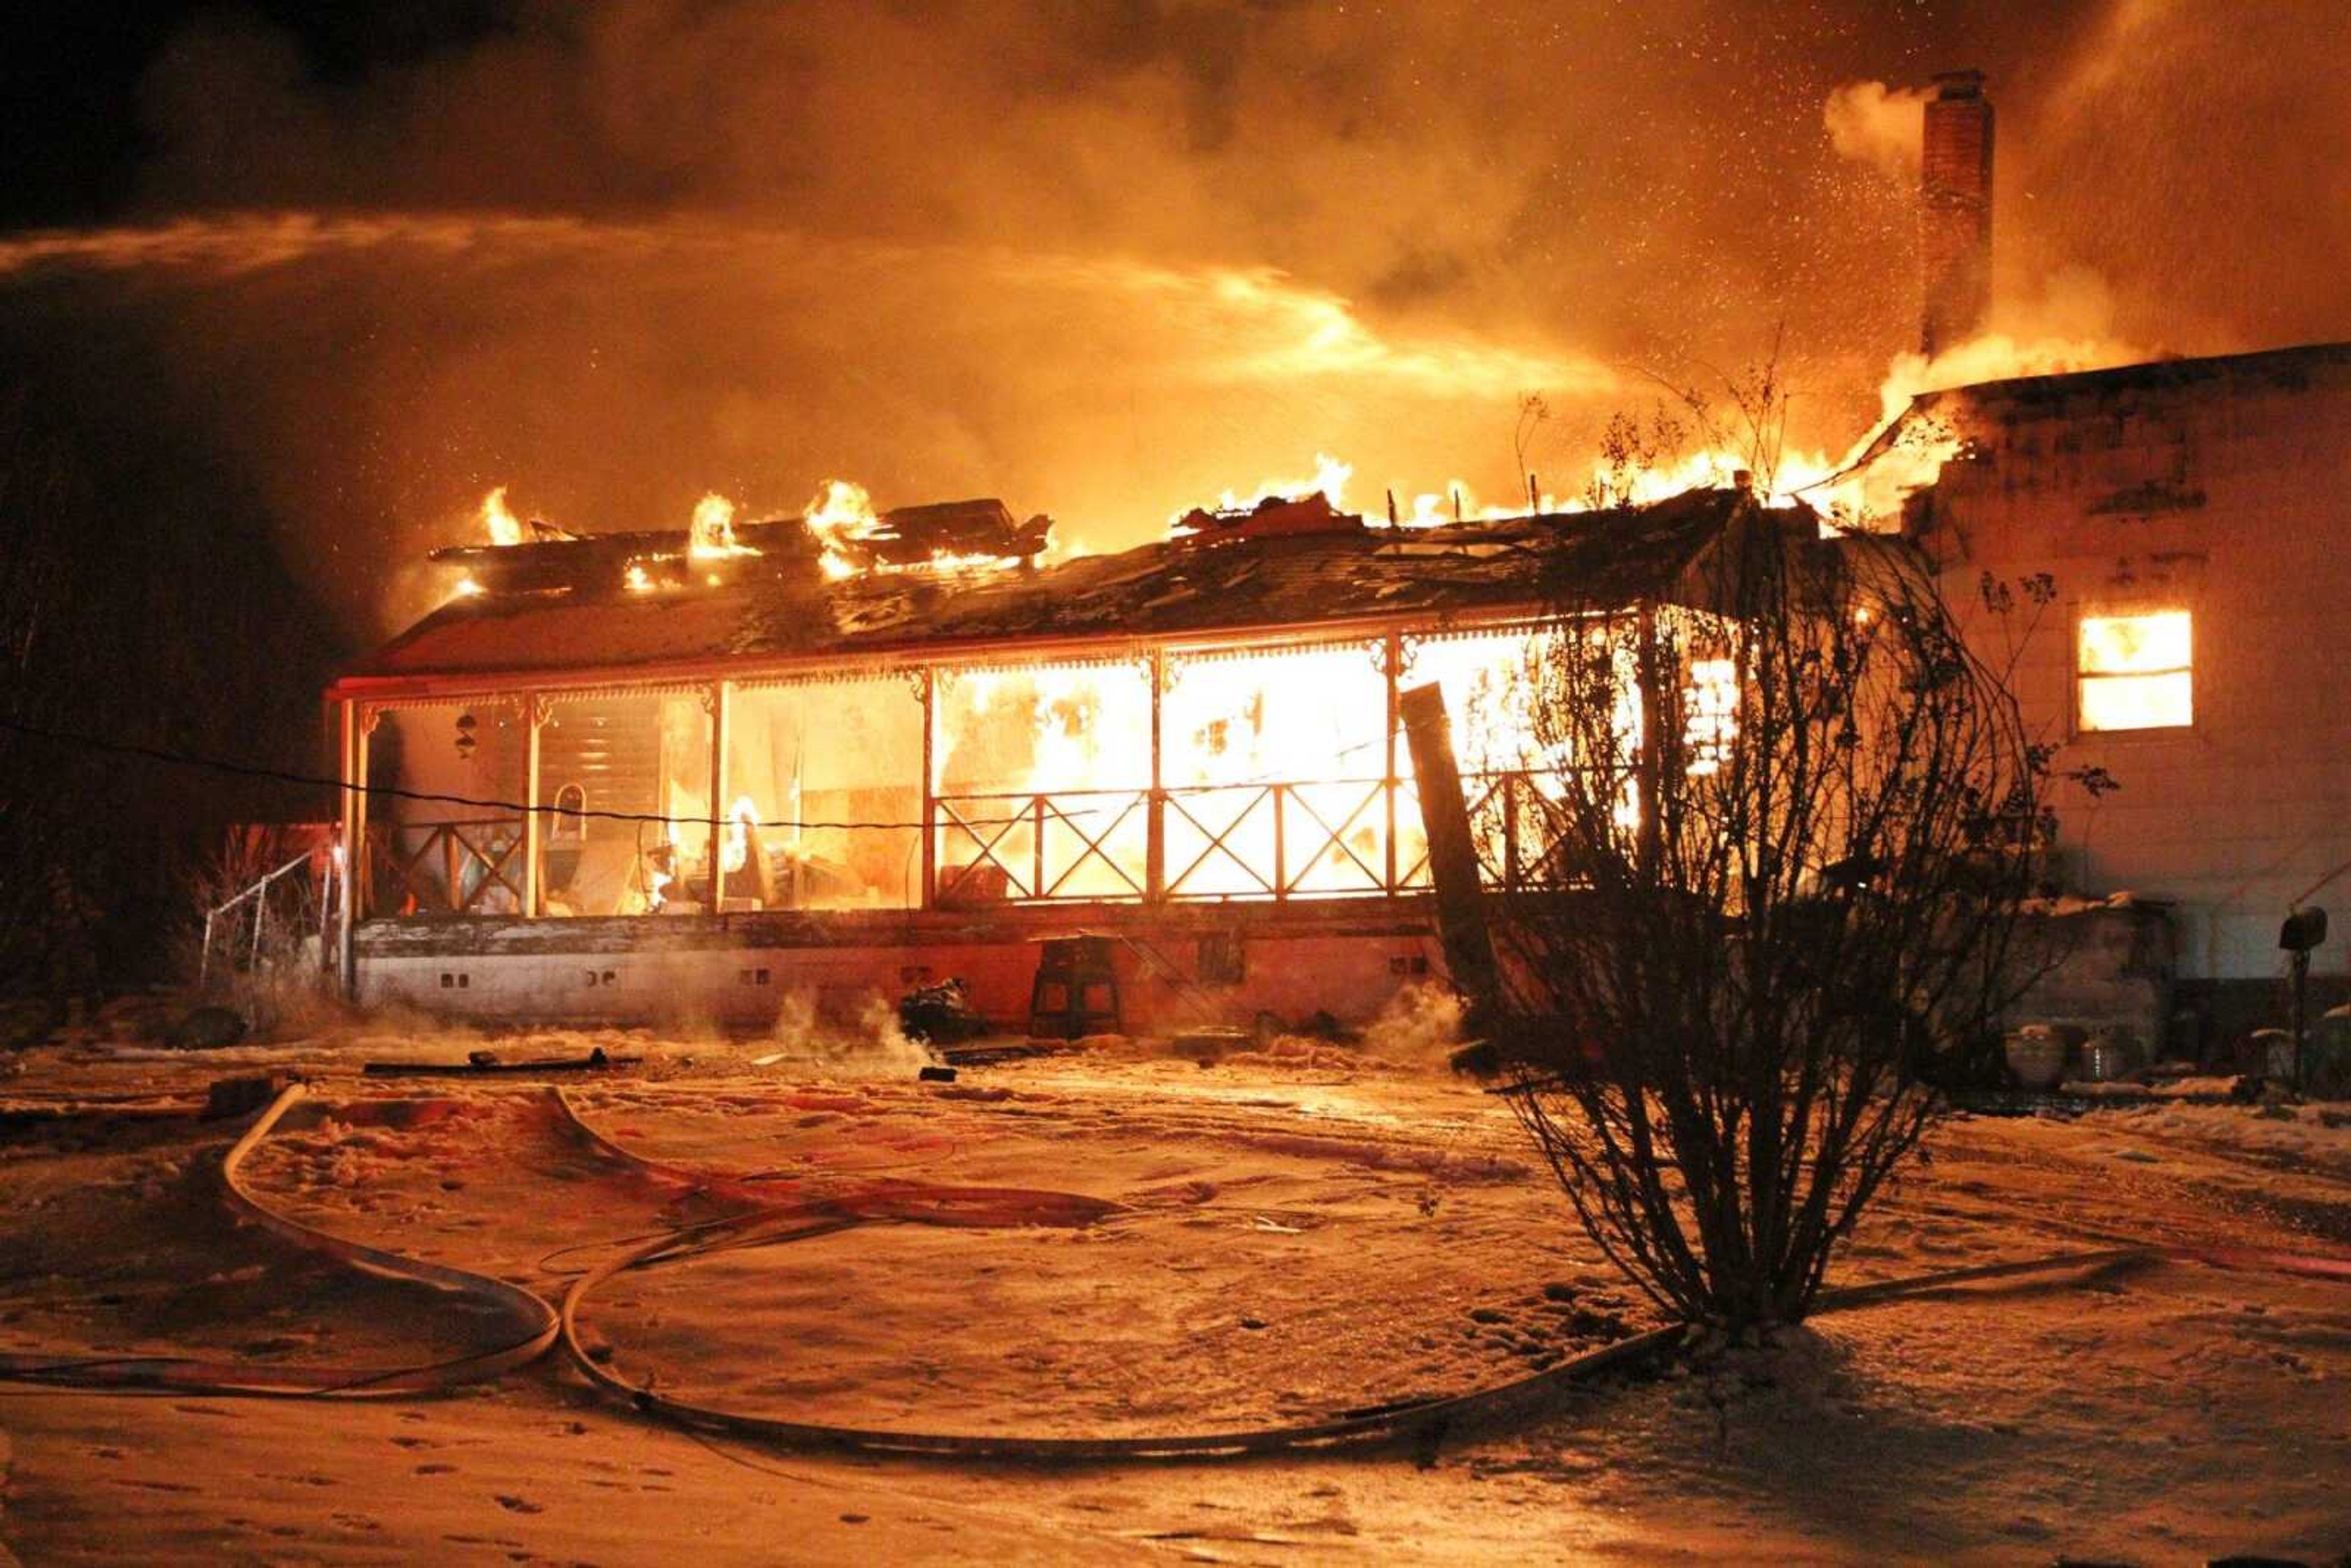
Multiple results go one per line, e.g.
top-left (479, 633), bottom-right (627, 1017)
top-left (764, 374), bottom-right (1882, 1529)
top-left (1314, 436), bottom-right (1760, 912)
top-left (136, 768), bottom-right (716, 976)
top-left (687, 492), bottom-right (751, 560)
top-left (476, 486), bottom-right (577, 548)
top-left (430, 487), bottom-right (1054, 601)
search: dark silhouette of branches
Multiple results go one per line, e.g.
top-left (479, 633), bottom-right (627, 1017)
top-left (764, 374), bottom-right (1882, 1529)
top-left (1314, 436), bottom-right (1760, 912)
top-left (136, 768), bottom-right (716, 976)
top-left (1494, 483), bottom-right (2068, 1330)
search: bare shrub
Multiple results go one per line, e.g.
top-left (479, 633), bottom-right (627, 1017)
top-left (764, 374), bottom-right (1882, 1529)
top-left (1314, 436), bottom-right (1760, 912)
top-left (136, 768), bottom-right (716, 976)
top-left (1494, 502), bottom-right (2076, 1330)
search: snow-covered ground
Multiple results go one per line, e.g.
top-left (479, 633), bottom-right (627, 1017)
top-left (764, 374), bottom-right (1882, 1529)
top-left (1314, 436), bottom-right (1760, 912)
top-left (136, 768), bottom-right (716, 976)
top-left (1, 1023), bottom-right (2347, 1564)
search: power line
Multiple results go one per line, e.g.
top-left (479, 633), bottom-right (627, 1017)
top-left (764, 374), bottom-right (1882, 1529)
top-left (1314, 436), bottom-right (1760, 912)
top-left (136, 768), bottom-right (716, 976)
top-left (0, 710), bottom-right (1422, 836)
top-left (0, 712), bottom-right (960, 833)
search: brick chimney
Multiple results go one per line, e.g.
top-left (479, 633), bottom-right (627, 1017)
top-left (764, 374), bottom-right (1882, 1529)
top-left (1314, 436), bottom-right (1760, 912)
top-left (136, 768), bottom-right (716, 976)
top-left (1919, 69), bottom-right (1993, 357)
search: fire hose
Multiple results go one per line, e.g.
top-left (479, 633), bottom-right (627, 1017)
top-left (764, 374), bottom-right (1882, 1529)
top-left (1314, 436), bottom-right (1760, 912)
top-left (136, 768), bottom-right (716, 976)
top-left (0, 1083), bottom-right (560, 1398)
top-left (543, 1086), bottom-right (2351, 1460)
top-left (2, 1081), bottom-right (2347, 1463)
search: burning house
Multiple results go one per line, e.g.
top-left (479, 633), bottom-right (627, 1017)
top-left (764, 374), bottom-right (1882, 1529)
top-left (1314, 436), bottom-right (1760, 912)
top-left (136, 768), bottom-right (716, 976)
top-left (324, 483), bottom-right (1786, 1033)
top-left (313, 62), bottom-right (2350, 1063)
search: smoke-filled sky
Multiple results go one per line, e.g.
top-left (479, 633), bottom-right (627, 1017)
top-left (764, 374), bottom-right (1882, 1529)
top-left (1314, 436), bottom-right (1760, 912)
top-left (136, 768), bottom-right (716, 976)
top-left (4, 0), bottom-right (2348, 637)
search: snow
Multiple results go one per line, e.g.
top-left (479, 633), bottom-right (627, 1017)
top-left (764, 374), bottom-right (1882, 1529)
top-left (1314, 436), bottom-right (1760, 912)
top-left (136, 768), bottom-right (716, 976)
top-left (1, 1027), bottom-right (2347, 1563)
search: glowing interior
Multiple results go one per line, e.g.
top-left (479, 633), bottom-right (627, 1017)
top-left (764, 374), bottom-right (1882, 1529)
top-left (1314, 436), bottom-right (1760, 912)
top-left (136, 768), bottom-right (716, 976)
top-left (360, 623), bottom-right (1669, 916)
top-left (2078, 612), bottom-right (2192, 732)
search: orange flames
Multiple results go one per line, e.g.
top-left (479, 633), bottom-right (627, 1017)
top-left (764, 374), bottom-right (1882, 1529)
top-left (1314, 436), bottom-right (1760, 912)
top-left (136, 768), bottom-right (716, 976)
top-left (805, 478), bottom-right (1030, 579)
top-left (479, 486), bottom-right (524, 546)
top-left (688, 492), bottom-right (754, 559)
top-left (804, 479), bottom-right (882, 580)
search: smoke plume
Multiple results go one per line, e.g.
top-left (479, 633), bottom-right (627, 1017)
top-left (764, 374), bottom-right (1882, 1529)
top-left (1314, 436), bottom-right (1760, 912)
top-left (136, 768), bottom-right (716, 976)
top-left (2, 0), bottom-right (2347, 641)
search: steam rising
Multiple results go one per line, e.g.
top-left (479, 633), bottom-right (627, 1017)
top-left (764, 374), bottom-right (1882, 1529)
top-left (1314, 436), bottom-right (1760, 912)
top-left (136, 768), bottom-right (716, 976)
top-left (1823, 81), bottom-right (1928, 182)
top-left (760, 990), bottom-right (939, 1078)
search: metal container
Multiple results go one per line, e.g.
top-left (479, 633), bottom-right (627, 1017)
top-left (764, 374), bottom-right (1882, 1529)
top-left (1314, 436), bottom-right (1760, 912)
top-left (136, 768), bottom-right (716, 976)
top-left (2005, 1026), bottom-right (2071, 1090)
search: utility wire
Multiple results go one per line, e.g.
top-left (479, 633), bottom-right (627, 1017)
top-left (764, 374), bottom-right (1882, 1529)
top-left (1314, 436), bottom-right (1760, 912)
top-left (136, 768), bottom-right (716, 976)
top-left (0, 712), bottom-right (963, 833)
top-left (0, 708), bottom-right (1435, 836)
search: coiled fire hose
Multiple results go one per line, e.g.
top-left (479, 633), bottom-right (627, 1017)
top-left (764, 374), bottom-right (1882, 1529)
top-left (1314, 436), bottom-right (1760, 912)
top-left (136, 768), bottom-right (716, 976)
top-left (542, 1086), bottom-right (2351, 1459)
top-left (1, 1081), bottom-right (2345, 1464)
top-left (0, 1082), bottom-right (560, 1398)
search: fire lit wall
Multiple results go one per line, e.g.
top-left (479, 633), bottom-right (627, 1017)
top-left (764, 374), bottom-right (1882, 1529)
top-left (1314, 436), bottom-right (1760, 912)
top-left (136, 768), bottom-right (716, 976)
top-left (1919, 346), bottom-right (2351, 990)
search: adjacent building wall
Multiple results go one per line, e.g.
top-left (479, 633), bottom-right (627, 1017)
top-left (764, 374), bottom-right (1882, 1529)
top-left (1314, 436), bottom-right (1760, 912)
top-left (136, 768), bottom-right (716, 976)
top-left (1913, 345), bottom-right (2351, 1038)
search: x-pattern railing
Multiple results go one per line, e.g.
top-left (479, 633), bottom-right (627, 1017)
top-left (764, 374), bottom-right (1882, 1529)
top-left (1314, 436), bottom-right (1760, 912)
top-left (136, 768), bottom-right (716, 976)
top-left (369, 818), bottom-right (528, 915)
top-left (933, 771), bottom-right (1582, 907)
top-left (1163, 784), bottom-right (1276, 898)
top-left (1277, 780), bottom-right (1387, 895)
top-left (936, 789), bottom-right (1150, 904)
top-left (1161, 778), bottom-right (1389, 898)
top-left (1398, 769), bottom-right (1577, 891)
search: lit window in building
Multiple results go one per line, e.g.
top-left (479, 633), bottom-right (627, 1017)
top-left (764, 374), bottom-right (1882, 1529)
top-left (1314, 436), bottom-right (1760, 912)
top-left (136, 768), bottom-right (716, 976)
top-left (1684, 657), bottom-right (1740, 776)
top-left (2077, 612), bottom-right (2192, 732)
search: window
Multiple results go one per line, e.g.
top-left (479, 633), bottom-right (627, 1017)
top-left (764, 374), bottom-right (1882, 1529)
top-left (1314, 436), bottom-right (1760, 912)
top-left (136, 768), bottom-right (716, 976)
top-left (2077, 612), bottom-right (2192, 732)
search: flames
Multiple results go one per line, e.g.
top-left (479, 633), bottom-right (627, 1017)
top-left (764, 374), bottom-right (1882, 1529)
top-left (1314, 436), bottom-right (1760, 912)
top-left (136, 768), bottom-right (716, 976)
top-left (1179, 329), bottom-right (2142, 541)
top-left (805, 479), bottom-right (882, 580)
top-left (457, 324), bottom-right (2145, 616)
top-left (479, 486), bottom-right (524, 546)
top-left (1216, 452), bottom-right (1354, 514)
top-left (933, 631), bottom-right (1577, 899)
top-left (805, 478), bottom-right (1029, 579)
top-left (688, 492), bottom-right (754, 558)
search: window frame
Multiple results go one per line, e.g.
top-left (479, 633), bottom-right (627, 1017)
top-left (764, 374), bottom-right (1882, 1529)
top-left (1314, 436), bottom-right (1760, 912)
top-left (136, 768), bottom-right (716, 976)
top-left (2073, 608), bottom-right (2195, 736)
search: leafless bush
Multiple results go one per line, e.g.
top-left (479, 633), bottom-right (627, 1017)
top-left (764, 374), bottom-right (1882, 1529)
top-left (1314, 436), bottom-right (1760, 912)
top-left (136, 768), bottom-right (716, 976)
top-left (1494, 502), bottom-right (2082, 1330)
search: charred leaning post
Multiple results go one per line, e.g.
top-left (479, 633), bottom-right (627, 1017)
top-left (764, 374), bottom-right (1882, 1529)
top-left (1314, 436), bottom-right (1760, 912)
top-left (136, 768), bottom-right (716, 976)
top-left (1920, 68), bottom-right (1995, 356)
top-left (920, 668), bottom-right (939, 907)
top-left (1399, 682), bottom-right (1504, 1037)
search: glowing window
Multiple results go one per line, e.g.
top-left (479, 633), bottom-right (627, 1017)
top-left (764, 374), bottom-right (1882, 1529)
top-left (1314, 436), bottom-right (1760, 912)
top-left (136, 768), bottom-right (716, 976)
top-left (1683, 657), bottom-right (1740, 776)
top-left (2077, 612), bottom-right (2192, 732)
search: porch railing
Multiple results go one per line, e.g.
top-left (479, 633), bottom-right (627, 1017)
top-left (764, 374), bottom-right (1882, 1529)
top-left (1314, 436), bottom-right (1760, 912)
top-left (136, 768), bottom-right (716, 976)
top-left (354, 776), bottom-right (1583, 919)
top-left (934, 789), bottom-right (1152, 905)
top-left (198, 850), bottom-right (319, 987)
top-left (366, 817), bottom-right (530, 916)
top-left (929, 768), bottom-right (1573, 907)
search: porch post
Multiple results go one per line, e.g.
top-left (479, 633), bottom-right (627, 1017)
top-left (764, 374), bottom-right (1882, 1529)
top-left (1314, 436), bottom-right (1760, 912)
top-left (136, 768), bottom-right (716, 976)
top-left (342, 700), bottom-right (373, 997)
top-left (337, 698), bottom-right (357, 997)
top-left (1147, 647), bottom-right (1166, 902)
top-left (920, 668), bottom-right (937, 909)
top-left (353, 708), bottom-right (373, 923)
top-left (707, 680), bottom-right (732, 909)
top-left (522, 692), bottom-right (544, 918)
top-left (1384, 629), bottom-right (1402, 895)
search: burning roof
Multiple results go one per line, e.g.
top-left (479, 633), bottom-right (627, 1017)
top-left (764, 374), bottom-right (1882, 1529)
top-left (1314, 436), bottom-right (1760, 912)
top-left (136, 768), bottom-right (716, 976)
top-left (343, 487), bottom-right (1785, 692)
top-left (430, 495), bottom-right (1052, 597)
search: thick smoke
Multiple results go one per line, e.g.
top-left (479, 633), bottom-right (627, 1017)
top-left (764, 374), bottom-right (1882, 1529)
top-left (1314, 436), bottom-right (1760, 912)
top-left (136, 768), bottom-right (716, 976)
top-left (4, 0), bottom-right (2348, 639)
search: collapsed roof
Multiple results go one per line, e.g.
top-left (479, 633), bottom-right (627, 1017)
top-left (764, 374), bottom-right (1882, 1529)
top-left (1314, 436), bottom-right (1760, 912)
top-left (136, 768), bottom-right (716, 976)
top-left (337, 487), bottom-right (1791, 694)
